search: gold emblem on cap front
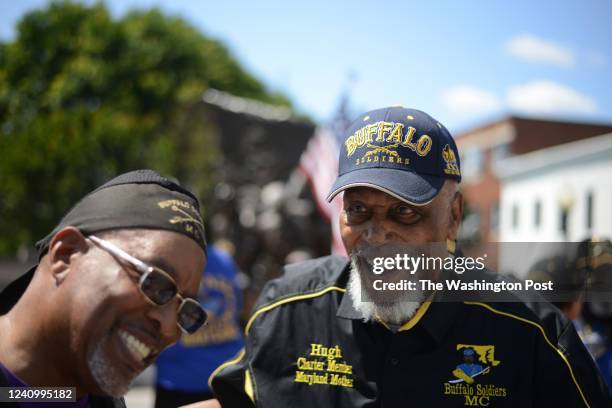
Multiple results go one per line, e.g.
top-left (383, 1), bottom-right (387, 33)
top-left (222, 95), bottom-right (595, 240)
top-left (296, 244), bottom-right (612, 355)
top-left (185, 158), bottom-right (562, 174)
top-left (442, 144), bottom-right (460, 176)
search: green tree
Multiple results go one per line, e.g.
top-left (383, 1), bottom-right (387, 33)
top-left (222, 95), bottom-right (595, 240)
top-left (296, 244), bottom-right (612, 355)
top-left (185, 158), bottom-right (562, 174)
top-left (0, 1), bottom-right (290, 255)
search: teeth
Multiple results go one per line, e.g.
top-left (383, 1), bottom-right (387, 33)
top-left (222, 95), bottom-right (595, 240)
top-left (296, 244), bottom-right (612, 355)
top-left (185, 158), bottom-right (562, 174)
top-left (118, 330), bottom-right (152, 362)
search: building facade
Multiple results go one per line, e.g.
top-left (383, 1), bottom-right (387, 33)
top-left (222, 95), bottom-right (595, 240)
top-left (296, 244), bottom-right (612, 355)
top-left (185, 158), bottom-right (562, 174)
top-left (497, 133), bottom-right (612, 242)
top-left (455, 117), bottom-right (612, 243)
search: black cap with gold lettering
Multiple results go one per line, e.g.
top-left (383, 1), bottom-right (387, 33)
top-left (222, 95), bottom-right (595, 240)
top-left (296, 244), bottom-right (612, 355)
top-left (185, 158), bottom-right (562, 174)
top-left (35, 169), bottom-right (206, 256)
top-left (326, 107), bottom-right (461, 205)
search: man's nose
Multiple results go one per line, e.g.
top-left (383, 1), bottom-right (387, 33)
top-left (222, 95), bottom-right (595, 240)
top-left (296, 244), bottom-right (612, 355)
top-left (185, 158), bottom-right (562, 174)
top-left (145, 301), bottom-right (181, 345)
top-left (363, 219), bottom-right (394, 244)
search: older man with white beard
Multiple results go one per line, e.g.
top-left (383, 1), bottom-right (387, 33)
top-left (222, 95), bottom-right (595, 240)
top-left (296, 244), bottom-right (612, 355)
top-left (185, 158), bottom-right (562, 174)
top-left (0, 170), bottom-right (209, 407)
top-left (205, 107), bottom-right (610, 408)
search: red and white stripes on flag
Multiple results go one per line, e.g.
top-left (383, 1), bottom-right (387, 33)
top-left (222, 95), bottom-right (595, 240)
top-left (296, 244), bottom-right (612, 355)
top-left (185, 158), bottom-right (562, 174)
top-left (298, 127), bottom-right (346, 256)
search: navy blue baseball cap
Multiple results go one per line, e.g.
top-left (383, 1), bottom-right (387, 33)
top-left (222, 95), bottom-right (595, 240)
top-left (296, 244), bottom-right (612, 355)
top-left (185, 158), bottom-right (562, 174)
top-left (326, 107), bottom-right (461, 205)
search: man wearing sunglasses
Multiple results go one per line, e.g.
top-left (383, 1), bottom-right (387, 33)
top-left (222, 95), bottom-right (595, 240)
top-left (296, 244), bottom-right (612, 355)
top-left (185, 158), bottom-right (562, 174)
top-left (0, 169), bottom-right (208, 407)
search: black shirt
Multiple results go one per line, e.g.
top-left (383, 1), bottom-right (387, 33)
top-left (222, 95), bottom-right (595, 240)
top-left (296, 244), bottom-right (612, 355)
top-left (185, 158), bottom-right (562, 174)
top-left (210, 255), bottom-right (610, 407)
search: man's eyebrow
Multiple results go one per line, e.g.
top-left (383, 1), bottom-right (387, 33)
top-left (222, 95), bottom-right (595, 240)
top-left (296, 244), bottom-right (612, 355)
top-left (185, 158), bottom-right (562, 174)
top-left (392, 201), bottom-right (420, 209)
top-left (147, 257), bottom-right (198, 299)
top-left (148, 257), bottom-right (178, 278)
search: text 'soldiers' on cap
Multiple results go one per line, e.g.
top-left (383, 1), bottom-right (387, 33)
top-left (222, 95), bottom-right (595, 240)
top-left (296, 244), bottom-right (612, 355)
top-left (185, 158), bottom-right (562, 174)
top-left (326, 107), bottom-right (461, 205)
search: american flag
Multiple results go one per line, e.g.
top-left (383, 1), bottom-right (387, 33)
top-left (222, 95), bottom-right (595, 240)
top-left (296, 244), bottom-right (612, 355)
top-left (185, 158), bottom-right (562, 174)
top-left (299, 97), bottom-right (351, 255)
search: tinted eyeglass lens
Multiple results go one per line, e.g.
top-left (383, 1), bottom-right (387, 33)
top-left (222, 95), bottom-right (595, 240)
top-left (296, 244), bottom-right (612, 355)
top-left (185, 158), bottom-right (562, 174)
top-left (141, 269), bottom-right (177, 305)
top-left (178, 300), bottom-right (208, 333)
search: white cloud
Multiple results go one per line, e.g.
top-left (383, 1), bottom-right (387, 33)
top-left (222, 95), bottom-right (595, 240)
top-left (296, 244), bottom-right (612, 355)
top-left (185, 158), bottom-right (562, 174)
top-left (506, 34), bottom-right (574, 68)
top-left (507, 80), bottom-right (597, 114)
top-left (441, 85), bottom-right (501, 115)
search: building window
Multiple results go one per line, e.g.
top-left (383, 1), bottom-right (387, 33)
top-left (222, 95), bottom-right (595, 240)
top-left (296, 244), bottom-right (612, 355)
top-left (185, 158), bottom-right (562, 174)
top-left (490, 204), bottom-right (499, 234)
top-left (492, 142), bottom-right (511, 161)
top-left (461, 148), bottom-right (483, 181)
top-left (512, 204), bottom-right (519, 230)
top-left (560, 207), bottom-right (569, 236)
top-left (534, 200), bottom-right (541, 228)
top-left (586, 192), bottom-right (594, 230)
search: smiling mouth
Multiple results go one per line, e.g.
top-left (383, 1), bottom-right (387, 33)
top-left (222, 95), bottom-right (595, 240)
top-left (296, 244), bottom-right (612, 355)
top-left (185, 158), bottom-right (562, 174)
top-left (117, 330), bottom-right (155, 365)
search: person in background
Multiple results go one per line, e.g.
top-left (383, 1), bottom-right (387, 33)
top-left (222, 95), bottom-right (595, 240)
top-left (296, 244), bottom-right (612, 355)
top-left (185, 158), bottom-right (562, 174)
top-left (528, 238), bottom-right (612, 393)
top-left (155, 244), bottom-right (244, 407)
top-left (581, 239), bottom-right (612, 394)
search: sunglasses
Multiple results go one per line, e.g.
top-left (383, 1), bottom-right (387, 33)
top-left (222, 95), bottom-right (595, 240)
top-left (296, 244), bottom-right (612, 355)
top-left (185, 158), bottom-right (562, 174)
top-left (88, 235), bottom-right (208, 334)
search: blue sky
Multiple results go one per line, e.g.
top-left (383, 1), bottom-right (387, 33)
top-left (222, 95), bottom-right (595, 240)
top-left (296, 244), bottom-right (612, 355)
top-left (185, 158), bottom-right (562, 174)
top-left (2, 0), bottom-right (611, 133)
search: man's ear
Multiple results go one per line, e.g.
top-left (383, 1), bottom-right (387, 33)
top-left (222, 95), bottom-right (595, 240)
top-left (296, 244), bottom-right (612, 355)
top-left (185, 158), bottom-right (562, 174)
top-left (448, 191), bottom-right (464, 241)
top-left (47, 227), bottom-right (89, 285)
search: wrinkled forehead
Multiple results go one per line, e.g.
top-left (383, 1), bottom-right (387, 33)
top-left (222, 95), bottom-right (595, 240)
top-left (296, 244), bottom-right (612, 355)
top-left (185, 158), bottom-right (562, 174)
top-left (343, 186), bottom-right (435, 207)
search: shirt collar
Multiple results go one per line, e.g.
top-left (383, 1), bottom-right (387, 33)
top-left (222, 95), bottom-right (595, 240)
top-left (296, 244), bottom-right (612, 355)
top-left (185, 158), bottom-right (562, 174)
top-left (337, 286), bottom-right (364, 321)
top-left (335, 264), bottom-right (363, 320)
top-left (336, 268), bottom-right (462, 344)
top-left (412, 295), bottom-right (461, 343)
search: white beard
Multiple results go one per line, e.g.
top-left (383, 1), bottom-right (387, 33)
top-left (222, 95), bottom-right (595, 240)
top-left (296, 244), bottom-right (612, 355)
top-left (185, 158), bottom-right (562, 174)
top-left (347, 258), bottom-right (424, 326)
top-left (87, 332), bottom-right (136, 397)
